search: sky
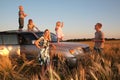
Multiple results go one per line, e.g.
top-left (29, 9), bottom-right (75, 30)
top-left (0, 0), bottom-right (120, 39)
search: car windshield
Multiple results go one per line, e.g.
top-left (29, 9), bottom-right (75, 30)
top-left (35, 32), bottom-right (57, 42)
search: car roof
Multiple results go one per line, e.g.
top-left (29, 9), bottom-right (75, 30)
top-left (0, 30), bottom-right (38, 33)
top-left (0, 30), bottom-right (45, 35)
top-left (0, 30), bottom-right (56, 37)
top-left (0, 30), bottom-right (41, 38)
top-left (0, 30), bottom-right (56, 36)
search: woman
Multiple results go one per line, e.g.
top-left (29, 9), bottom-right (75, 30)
top-left (35, 29), bottom-right (51, 65)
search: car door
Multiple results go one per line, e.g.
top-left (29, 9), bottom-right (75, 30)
top-left (19, 33), bottom-right (39, 59)
top-left (0, 33), bottom-right (20, 57)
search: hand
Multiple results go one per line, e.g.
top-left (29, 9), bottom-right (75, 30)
top-left (24, 14), bottom-right (27, 17)
top-left (92, 39), bottom-right (95, 42)
top-left (50, 44), bottom-right (56, 49)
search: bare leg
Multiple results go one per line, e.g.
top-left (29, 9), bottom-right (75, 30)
top-left (57, 38), bottom-right (60, 43)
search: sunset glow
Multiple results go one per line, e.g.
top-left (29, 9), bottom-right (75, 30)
top-left (0, 0), bottom-right (120, 39)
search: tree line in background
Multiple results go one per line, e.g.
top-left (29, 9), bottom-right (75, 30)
top-left (65, 38), bottom-right (120, 42)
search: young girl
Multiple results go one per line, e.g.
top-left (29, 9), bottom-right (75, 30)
top-left (35, 29), bottom-right (51, 65)
top-left (27, 19), bottom-right (40, 31)
top-left (55, 21), bottom-right (64, 43)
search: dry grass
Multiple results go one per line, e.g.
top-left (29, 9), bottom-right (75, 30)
top-left (0, 40), bottom-right (120, 80)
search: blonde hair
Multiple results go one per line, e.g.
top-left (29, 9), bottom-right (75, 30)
top-left (44, 29), bottom-right (51, 41)
top-left (19, 5), bottom-right (23, 9)
top-left (56, 21), bottom-right (61, 26)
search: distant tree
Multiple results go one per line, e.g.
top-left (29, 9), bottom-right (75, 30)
top-left (65, 38), bottom-right (119, 42)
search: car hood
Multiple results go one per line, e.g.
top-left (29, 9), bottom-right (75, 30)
top-left (50, 42), bottom-right (89, 58)
top-left (52, 42), bottom-right (89, 48)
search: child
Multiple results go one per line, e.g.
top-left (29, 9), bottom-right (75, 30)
top-left (93, 23), bottom-right (105, 54)
top-left (34, 29), bottom-right (51, 65)
top-left (27, 19), bottom-right (40, 31)
top-left (55, 21), bottom-right (64, 43)
top-left (18, 5), bottom-right (27, 31)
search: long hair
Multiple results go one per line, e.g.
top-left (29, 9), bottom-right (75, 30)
top-left (44, 29), bottom-right (51, 41)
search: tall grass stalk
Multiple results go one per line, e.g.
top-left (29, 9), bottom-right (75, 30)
top-left (0, 40), bottom-right (120, 80)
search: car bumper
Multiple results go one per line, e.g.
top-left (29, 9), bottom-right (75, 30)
top-left (66, 57), bottom-right (78, 68)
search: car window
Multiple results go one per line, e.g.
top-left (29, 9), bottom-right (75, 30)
top-left (0, 35), bottom-right (2, 44)
top-left (2, 34), bottom-right (18, 45)
top-left (19, 33), bottom-right (37, 45)
top-left (35, 32), bottom-right (57, 42)
top-left (35, 32), bottom-right (43, 38)
top-left (51, 33), bottom-right (57, 42)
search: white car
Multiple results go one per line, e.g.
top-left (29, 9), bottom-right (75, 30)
top-left (0, 30), bottom-right (90, 67)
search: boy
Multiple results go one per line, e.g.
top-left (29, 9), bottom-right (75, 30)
top-left (93, 23), bottom-right (105, 53)
top-left (18, 5), bottom-right (27, 31)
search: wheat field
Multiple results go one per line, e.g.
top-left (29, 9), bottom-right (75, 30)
top-left (0, 40), bottom-right (120, 80)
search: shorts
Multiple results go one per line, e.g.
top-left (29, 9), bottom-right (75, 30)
top-left (19, 18), bottom-right (24, 28)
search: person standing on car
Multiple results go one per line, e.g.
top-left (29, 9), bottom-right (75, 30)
top-left (18, 5), bottom-right (27, 31)
top-left (27, 19), bottom-right (40, 31)
top-left (55, 21), bottom-right (64, 43)
top-left (93, 23), bottom-right (105, 54)
top-left (35, 29), bottom-right (51, 65)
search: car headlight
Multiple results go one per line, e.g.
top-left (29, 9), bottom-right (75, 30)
top-left (69, 49), bottom-right (75, 55)
top-left (69, 47), bottom-right (84, 55)
top-left (76, 47), bottom-right (84, 54)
